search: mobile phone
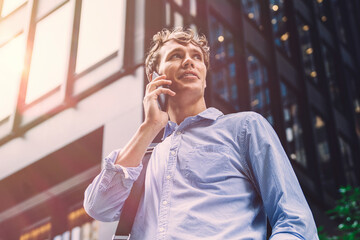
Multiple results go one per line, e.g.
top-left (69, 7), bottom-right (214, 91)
top-left (152, 72), bottom-right (169, 112)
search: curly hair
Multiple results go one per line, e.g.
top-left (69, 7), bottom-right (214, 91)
top-left (145, 27), bottom-right (210, 79)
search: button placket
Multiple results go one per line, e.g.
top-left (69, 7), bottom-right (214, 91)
top-left (157, 131), bottom-right (181, 239)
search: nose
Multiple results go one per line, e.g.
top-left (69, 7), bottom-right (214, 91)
top-left (182, 55), bottom-right (194, 68)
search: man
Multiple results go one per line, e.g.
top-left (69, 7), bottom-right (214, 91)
top-left (84, 27), bottom-right (319, 239)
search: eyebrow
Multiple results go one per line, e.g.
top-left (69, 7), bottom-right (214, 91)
top-left (165, 47), bottom-right (203, 59)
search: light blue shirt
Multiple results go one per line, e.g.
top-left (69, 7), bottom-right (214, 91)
top-left (84, 108), bottom-right (319, 240)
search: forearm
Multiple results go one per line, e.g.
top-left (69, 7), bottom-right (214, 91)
top-left (244, 113), bottom-right (318, 239)
top-left (84, 75), bottom-right (173, 220)
top-left (270, 233), bottom-right (305, 240)
top-left (84, 149), bottom-right (143, 221)
top-left (115, 121), bottom-right (162, 167)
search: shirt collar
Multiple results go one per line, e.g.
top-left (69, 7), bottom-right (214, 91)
top-left (197, 107), bottom-right (223, 121)
top-left (162, 107), bottom-right (223, 140)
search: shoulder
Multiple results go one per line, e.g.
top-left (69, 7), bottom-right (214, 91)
top-left (219, 111), bottom-right (274, 141)
top-left (213, 111), bottom-right (268, 140)
top-left (219, 111), bottom-right (266, 125)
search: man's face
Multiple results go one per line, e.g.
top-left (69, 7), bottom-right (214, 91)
top-left (156, 40), bottom-right (207, 96)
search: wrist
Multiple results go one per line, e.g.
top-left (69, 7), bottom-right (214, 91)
top-left (142, 119), bottom-right (167, 132)
top-left (140, 120), bottom-right (165, 137)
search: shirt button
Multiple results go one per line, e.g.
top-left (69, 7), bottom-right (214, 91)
top-left (163, 201), bottom-right (168, 205)
top-left (171, 150), bottom-right (176, 156)
top-left (176, 131), bottom-right (182, 135)
top-left (159, 227), bottom-right (164, 232)
top-left (166, 175), bottom-right (171, 180)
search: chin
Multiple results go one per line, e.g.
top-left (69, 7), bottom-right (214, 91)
top-left (178, 85), bottom-right (203, 95)
top-left (177, 86), bottom-right (204, 102)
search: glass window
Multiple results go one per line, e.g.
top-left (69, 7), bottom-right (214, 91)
top-left (0, 0), bottom-right (26, 17)
top-left (242, 0), bottom-right (263, 30)
top-left (174, 0), bottom-right (183, 6)
top-left (331, 0), bottom-right (347, 44)
top-left (80, 222), bottom-right (92, 240)
top-left (26, 3), bottom-right (73, 104)
top-left (53, 235), bottom-right (62, 240)
top-left (66, 207), bottom-right (98, 240)
top-left (189, 23), bottom-right (198, 34)
top-left (54, 231), bottom-right (70, 240)
top-left (281, 82), bottom-right (307, 167)
top-left (209, 15), bottom-right (239, 111)
top-left (269, 0), bottom-right (291, 58)
top-left (321, 43), bottom-right (343, 111)
top-left (71, 226), bottom-right (81, 240)
top-left (314, 0), bottom-right (332, 29)
top-left (0, 34), bottom-right (25, 120)
top-left (165, 0), bottom-right (197, 27)
top-left (174, 11), bottom-right (184, 27)
top-left (312, 113), bottom-right (335, 192)
top-left (20, 222), bottom-right (51, 240)
top-left (348, 72), bottom-right (360, 140)
top-left (296, 16), bottom-right (318, 85)
top-left (246, 53), bottom-right (273, 124)
top-left (166, 2), bottom-right (171, 26)
top-left (76, 0), bottom-right (125, 73)
top-left (189, 0), bottom-right (197, 16)
top-left (338, 136), bottom-right (357, 186)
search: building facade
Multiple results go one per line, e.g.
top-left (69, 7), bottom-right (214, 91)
top-left (0, 0), bottom-right (359, 239)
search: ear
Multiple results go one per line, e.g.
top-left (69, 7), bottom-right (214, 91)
top-left (204, 73), bottom-right (207, 88)
top-left (147, 73), bottom-right (153, 82)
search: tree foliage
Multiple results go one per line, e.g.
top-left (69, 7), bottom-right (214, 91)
top-left (318, 186), bottom-right (360, 240)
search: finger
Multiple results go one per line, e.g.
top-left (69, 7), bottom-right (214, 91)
top-left (150, 74), bottom-right (167, 82)
top-left (153, 87), bottom-right (176, 97)
top-left (147, 88), bottom-right (176, 100)
top-left (147, 74), bottom-right (166, 90)
top-left (146, 79), bottom-right (171, 92)
top-left (146, 79), bottom-right (172, 92)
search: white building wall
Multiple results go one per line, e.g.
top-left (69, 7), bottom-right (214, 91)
top-left (0, 66), bottom-right (144, 181)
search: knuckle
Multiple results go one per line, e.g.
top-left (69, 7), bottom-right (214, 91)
top-left (143, 94), bottom-right (151, 101)
top-left (146, 83), bottom-right (152, 90)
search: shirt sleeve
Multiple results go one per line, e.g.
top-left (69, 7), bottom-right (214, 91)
top-left (243, 112), bottom-right (319, 240)
top-left (83, 149), bottom-right (143, 222)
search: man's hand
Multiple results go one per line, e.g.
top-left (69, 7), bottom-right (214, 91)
top-left (114, 74), bottom-right (175, 167)
top-left (143, 74), bottom-right (176, 131)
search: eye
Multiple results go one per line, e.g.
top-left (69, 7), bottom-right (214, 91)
top-left (170, 53), bottom-right (182, 59)
top-left (194, 54), bottom-right (202, 60)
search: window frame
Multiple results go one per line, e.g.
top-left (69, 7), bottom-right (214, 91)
top-left (163, 0), bottom-right (198, 28)
top-left (280, 79), bottom-right (308, 169)
top-left (0, 0), bottom-right (27, 19)
top-left (268, 0), bottom-right (292, 60)
top-left (319, 41), bottom-right (346, 114)
top-left (310, 109), bottom-right (337, 196)
top-left (241, 0), bottom-right (266, 32)
top-left (294, 13), bottom-right (321, 88)
top-left (24, 0), bottom-right (73, 106)
top-left (337, 133), bottom-right (358, 186)
top-left (245, 46), bottom-right (274, 124)
top-left (0, 0), bottom-right (130, 143)
top-left (208, 10), bottom-right (241, 112)
top-left (20, 217), bottom-right (52, 240)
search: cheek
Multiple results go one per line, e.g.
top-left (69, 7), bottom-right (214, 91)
top-left (160, 64), bottom-right (173, 78)
top-left (201, 66), bottom-right (207, 87)
top-left (202, 71), bottom-right (207, 86)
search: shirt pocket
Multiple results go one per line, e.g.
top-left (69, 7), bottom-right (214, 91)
top-left (180, 144), bottom-right (231, 183)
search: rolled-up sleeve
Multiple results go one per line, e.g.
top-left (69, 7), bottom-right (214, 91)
top-left (244, 113), bottom-right (319, 240)
top-left (83, 149), bottom-right (143, 222)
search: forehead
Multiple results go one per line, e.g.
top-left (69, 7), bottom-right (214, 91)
top-left (158, 40), bottom-right (203, 58)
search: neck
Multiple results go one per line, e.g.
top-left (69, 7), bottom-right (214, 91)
top-left (167, 97), bottom-right (206, 125)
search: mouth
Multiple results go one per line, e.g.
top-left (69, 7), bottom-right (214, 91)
top-left (178, 71), bottom-right (199, 79)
